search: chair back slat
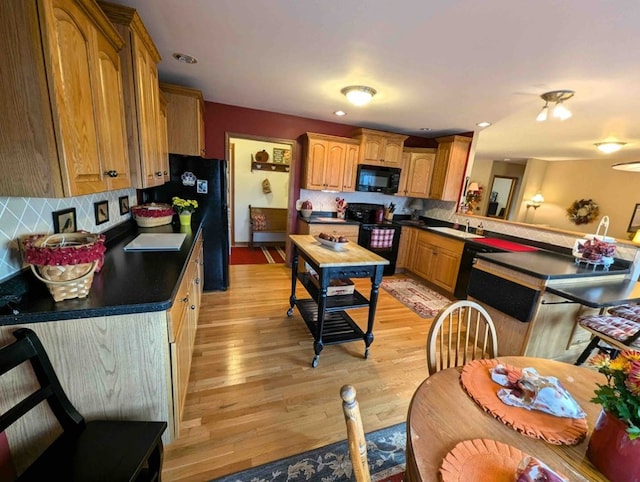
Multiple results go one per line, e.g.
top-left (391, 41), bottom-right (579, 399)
top-left (0, 328), bottom-right (85, 435)
top-left (340, 385), bottom-right (371, 482)
top-left (427, 300), bottom-right (499, 375)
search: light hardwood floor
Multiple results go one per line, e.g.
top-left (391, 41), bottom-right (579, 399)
top-left (162, 264), bottom-right (448, 481)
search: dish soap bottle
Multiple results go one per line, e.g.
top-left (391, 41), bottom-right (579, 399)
top-left (453, 217), bottom-right (459, 230)
top-left (476, 222), bottom-right (484, 236)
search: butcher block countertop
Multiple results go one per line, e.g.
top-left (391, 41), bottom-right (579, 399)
top-left (289, 235), bottom-right (388, 268)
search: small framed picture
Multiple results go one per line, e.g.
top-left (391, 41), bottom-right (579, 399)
top-left (94, 200), bottom-right (109, 225)
top-left (627, 203), bottom-right (640, 233)
top-left (52, 207), bottom-right (77, 233)
top-left (197, 179), bottom-right (208, 194)
top-left (119, 195), bottom-right (130, 215)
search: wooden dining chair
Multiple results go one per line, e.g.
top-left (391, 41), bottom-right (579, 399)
top-left (0, 328), bottom-right (167, 481)
top-left (426, 300), bottom-right (498, 375)
top-left (340, 385), bottom-right (371, 482)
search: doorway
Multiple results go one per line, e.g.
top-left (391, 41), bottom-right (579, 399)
top-left (225, 133), bottom-right (296, 249)
top-left (485, 175), bottom-right (517, 219)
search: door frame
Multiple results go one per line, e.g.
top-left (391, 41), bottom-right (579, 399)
top-left (225, 133), bottom-right (297, 259)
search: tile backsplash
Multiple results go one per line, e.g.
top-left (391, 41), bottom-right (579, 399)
top-left (0, 188), bottom-right (136, 282)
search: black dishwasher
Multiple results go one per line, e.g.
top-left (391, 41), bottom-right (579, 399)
top-left (454, 241), bottom-right (507, 299)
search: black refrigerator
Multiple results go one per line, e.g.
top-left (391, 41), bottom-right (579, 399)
top-left (144, 154), bottom-right (229, 291)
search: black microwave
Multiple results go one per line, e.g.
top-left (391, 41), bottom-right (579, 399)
top-left (356, 164), bottom-right (401, 194)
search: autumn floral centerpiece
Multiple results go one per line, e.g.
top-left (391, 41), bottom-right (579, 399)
top-left (589, 351), bottom-right (640, 439)
top-left (586, 351), bottom-right (640, 481)
top-left (131, 203), bottom-right (174, 227)
top-left (22, 232), bottom-right (106, 302)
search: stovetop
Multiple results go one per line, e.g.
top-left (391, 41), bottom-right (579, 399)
top-left (345, 203), bottom-right (384, 224)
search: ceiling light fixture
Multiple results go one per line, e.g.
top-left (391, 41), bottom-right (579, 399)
top-left (476, 121), bottom-right (492, 128)
top-left (341, 85), bottom-right (377, 106)
top-left (595, 142), bottom-right (626, 154)
top-left (333, 110), bottom-right (346, 116)
top-left (611, 161), bottom-right (640, 172)
top-left (536, 90), bottom-right (574, 122)
top-left (173, 52), bottom-right (198, 64)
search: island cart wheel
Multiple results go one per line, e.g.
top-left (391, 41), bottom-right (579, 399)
top-left (312, 356), bottom-right (319, 368)
top-left (287, 307), bottom-right (294, 317)
top-left (364, 347), bottom-right (369, 359)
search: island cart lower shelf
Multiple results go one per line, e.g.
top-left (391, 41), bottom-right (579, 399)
top-left (287, 234), bottom-right (389, 367)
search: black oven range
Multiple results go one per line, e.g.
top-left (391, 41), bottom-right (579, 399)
top-left (346, 203), bottom-right (400, 276)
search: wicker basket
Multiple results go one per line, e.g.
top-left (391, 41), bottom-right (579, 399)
top-left (24, 232), bottom-right (104, 302)
top-left (131, 204), bottom-right (174, 227)
top-left (132, 213), bottom-right (173, 227)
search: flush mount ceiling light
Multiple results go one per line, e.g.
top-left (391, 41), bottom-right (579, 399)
top-left (173, 52), bottom-right (198, 64)
top-left (341, 85), bottom-right (377, 106)
top-left (333, 110), bottom-right (346, 116)
top-left (595, 142), bottom-right (627, 154)
top-left (476, 121), bottom-right (492, 128)
top-left (536, 90), bottom-right (575, 121)
top-left (611, 161), bottom-right (640, 172)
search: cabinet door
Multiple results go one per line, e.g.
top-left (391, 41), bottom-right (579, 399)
top-left (397, 152), bottom-right (411, 196)
top-left (405, 152), bottom-right (435, 198)
top-left (396, 227), bottom-right (417, 270)
top-left (412, 237), bottom-right (435, 280)
top-left (382, 137), bottom-right (404, 167)
top-left (341, 143), bottom-right (359, 192)
top-left (304, 138), bottom-right (328, 189)
top-left (361, 135), bottom-right (385, 165)
top-left (431, 136), bottom-right (471, 201)
top-left (160, 83), bottom-right (205, 156)
top-left (133, 31), bottom-right (163, 187)
top-left (431, 248), bottom-right (462, 293)
top-left (325, 142), bottom-right (346, 191)
top-left (94, 31), bottom-right (131, 190)
top-left (159, 93), bottom-right (170, 182)
top-left (44, 0), bottom-right (104, 195)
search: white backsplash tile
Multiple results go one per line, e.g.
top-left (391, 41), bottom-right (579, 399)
top-left (0, 189), bottom-right (136, 282)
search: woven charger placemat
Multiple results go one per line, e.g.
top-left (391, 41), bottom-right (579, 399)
top-left (440, 439), bottom-right (525, 481)
top-left (460, 359), bottom-right (588, 445)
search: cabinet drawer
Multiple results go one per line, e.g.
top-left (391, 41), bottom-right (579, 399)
top-left (304, 223), bottom-right (360, 243)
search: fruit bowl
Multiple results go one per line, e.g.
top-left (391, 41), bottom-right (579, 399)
top-left (315, 235), bottom-right (349, 251)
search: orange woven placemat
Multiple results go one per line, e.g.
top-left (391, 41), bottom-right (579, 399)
top-left (439, 439), bottom-right (525, 481)
top-left (460, 359), bottom-right (588, 445)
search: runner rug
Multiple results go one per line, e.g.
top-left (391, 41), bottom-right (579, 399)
top-left (210, 423), bottom-right (406, 482)
top-left (381, 278), bottom-right (451, 318)
top-left (230, 246), bottom-right (286, 265)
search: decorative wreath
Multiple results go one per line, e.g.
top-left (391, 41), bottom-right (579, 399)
top-left (566, 199), bottom-right (600, 225)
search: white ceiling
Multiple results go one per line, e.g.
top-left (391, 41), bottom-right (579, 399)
top-left (116, 0), bottom-right (640, 164)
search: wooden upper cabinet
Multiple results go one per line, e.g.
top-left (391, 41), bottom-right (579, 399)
top-left (353, 128), bottom-right (408, 167)
top-left (159, 83), bottom-right (206, 157)
top-left (302, 133), bottom-right (359, 192)
top-left (0, 0), bottom-right (129, 197)
top-left (397, 148), bottom-right (436, 198)
top-left (100, 1), bottom-right (167, 189)
top-left (158, 91), bottom-right (170, 182)
top-left (430, 135), bottom-right (472, 201)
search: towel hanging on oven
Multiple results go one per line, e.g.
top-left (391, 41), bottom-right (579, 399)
top-left (370, 228), bottom-right (395, 249)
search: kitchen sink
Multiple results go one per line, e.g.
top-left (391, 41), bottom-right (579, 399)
top-left (427, 226), bottom-right (485, 239)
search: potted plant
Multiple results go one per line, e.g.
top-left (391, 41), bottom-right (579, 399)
top-left (172, 197), bottom-right (198, 226)
top-left (586, 351), bottom-right (640, 481)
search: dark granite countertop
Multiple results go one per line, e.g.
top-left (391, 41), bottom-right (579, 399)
top-left (545, 279), bottom-right (640, 308)
top-left (298, 213), bottom-right (360, 225)
top-left (0, 221), bottom-right (202, 325)
top-left (475, 250), bottom-right (629, 280)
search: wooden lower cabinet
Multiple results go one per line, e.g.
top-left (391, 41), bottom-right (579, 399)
top-left (396, 227), bottom-right (418, 270)
top-left (0, 234), bottom-right (204, 473)
top-left (408, 230), bottom-right (463, 294)
top-left (297, 221), bottom-right (360, 243)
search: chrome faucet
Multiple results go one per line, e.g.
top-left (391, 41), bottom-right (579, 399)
top-left (465, 219), bottom-right (470, 233)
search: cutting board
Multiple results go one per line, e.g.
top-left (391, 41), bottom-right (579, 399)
top-left (124, 233), bottom-right (187, 251)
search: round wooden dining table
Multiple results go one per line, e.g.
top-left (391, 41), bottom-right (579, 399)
top-left (405, 356), bottom-right (608, 482)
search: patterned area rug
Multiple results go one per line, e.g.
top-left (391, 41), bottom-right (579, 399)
top-left (230, 246), bottom-right (286, 265)
top-left (381, 278), bottom-right (452, 318)
top-left (210, 423), bottom-right (406, 482)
